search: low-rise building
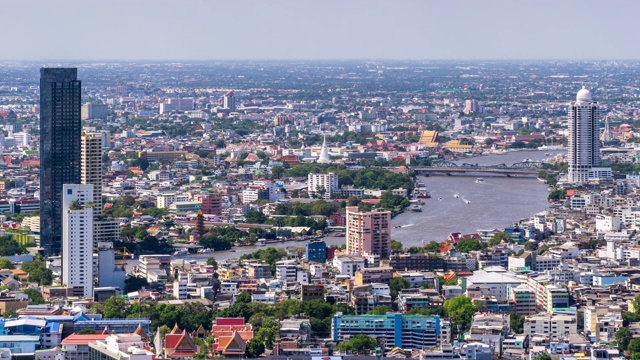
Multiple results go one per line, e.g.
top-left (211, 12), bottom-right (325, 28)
top-left (524, 314), bottom-right (577, 341)
top-left (89, 333), bottom-right (154, 360)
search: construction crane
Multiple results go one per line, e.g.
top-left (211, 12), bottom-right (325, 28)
top-left (114, 247), bottom-right (134, 269)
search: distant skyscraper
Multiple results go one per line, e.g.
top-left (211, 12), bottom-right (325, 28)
top-left (464, 99), bottom-right (479, 114)
top-left (62, 184), bottom-right (94, 298)
top-left (81, 132), bottom-right (103, 217)
top-left (223, 91), bottom-right (236, 111)
top-left (40, 68), bottom-right (82, 255)
top-left (345, 206), bottom-right (391, 258)
top-left (81, 131), bottom-right (120, 246)
top-left (568, 87), bottom-right (600, 183)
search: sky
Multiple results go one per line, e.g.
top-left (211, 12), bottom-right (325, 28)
top-left (2, 0), bottom-right (639, 61)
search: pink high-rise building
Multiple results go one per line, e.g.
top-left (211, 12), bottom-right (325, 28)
top-left (345, 206), bottom-right (391, 258)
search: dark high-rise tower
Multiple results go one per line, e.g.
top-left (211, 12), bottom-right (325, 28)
top-left (40, 68), bottom-right (82, 255)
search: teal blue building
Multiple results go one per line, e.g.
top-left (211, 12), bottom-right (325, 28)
top-left (331, 312), bottom-right (441, 349)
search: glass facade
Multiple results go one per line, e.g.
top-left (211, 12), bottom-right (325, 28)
top-left (40, 68), bottom-right (82, 255)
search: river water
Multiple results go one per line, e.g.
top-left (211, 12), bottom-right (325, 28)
top-left (391, 149), bottom-right (564, 247)
top-left (141, 149), bottom-right (565, 265)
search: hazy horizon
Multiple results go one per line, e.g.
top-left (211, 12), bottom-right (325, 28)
top-left (3, 0), bottom-right (638, 61)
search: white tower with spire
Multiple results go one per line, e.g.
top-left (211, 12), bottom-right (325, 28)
top-left (317, 135), bottom-right (331, 163)
top-left (568, 86), bottom-right (600, 183)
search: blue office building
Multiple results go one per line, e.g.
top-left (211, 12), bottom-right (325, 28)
top-left (305, 240), bottom-right (327, 263)
top-left (332, 312), bottom-right (441, 349)
top-left (73, 313), bottom-right (151, 334)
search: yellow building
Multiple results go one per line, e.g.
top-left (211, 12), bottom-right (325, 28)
top-left (217, 268), bottom-right (235, 281)
top-left (443, 139), bottom-right (473, 153)
top-left (418, 131), bottom-right (439, 147)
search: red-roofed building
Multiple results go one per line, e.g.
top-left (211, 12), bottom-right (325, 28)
top-left (164, 329), bottom-right (200, 359)
top-left (448, 232), bottom-right (481, 244)
top-left (22, 159), bottom-right (40, 168)
top-left (212, 318), bottom-right (254, 356)
top-left (61, 333), bottom-right (110, 360)
top-left (281, 155), bottom-right (300, 165)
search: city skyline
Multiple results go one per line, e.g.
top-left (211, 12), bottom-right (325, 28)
top-left (2, 0), bottom-right (640, 61)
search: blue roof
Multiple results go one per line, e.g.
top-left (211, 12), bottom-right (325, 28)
top-left (44, 322), bottom-right (61, 333)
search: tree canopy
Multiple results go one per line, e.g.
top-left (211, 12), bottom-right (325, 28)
top-left (443, 296), bottom-right (477, 334)
top-left (0, 236), bottom-right (26, 256)
top-left (335, 334), bottom-right (377, 355)
top-left (454, 238), bottom-right (483, 253)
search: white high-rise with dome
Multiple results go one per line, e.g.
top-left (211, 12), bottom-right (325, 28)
top-left (567, 87), bottom-right (606, 183)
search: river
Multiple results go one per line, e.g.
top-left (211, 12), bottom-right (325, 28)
top-left (139, 149), bottom-right (565, 265)
top-left (391, 149), bottom-right (564, 247)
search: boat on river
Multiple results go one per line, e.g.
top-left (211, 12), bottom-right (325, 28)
top-left (409, 205), bottom-right (422, 212)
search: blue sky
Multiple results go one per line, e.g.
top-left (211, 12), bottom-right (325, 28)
top-left (2, 0), bottom-right (637, 60)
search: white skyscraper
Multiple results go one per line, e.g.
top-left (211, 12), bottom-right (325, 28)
top-left (308, 172), bottom-right (338, 200)
top-left (62, 184), bottom-right (94, 298)
top-left (568, 87), bottom-right (600, 183)
top-left (223, 91), bottom-right (236, 111)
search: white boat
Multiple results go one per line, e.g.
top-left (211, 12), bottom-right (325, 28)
top-left (438, 197), bottom-right (443, 201)
top-left (454, 194), bottom-right (460, 198)
top-left (409, 205), bottom-right (422, 212)
top-left (475, 178), bottom-right (484, 183)
top-left (465, 200), bottom-right (471, 204)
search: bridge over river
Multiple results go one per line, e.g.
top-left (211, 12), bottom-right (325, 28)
top-left (412, 161), bottom-right (545, 177)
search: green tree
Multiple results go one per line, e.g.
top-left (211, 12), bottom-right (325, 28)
top-left (533, 354), bottom-right (552, 360)
top-left (616, 327), bottom-right (632, 351)
top-left (335, 334), bottom-right (377, 355)
top-left (78, 328), bottom-right (96, 335)
top-left (443, 296), bottom-right (477, 334)
top-left (630, 338), bottom-right (640, 354)
top-left (390, 277), bottom-right (410, 299)
top-left (0, 236), bottom-right (26, 256)
top-left (245, 338), bottom-right (265, 358)
top-left (245, 209), bottom-right (267, 224)
top-left (22, 260), bottom-right (53, 285)
top-left (0, 258), bottom-right (14, 269)
top-left (548, 188), bottom-right (567, 202)
top-left (271, 165), bottom-right (285, 179)
top-left (510, 312), bottom-right (525, 333)
top-left (368, 306), bottom-right (393, 315)
top-left (102, 296), bottom-right (128, 318)
top-left (206, 257), bottom-right (218, 269)
top-left (488, 232), bottom-right (511, 247)
top-left (390, 240), bottom-right (403, 253)
top-left (454, 239), bottom-right (483, 253)
top-left (424, 241), bottom-right (440, 253)
top-left (23, 288), bottom-right (44, 305)
top-left (236, 292), bottom-right (252, 304)
top-left (256, 317), bottom-right (279, 349)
